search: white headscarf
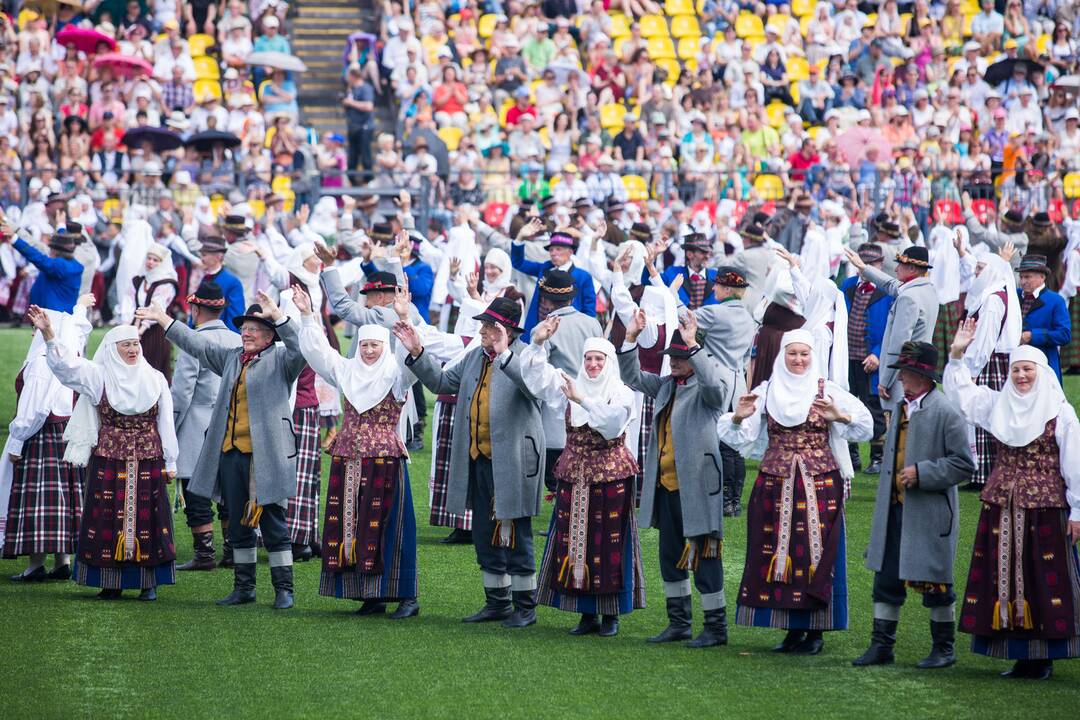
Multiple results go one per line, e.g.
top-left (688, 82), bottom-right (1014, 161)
top-left (964, 253), bottom-right (1021, 351)
top-left (928, 222), bottom-right (961, 304)
top-left (764, 329), bottom-right (820, 427)
top-left (799, 226), bottom-right (831, 280)
top-left (63, 325), bottom-right (165, 467)
top-left (570, 337), bottom-right (632, 428)
top-left (115, 219), bottom-right (155, 322)
top-left (1062, 222), bottom-right (1080, 301)
top-left (617, 240), bottom-right (647, 288)
top-left (24, 309), bottom-right (89, 417)
top-left (283, 242), bottom-right (323, 312)
top-left (144, 242), bottom-right (177, 284)
top-left (337, 325), bottom-right (403, 414)
top-left (482, 247), bottom-right (513, 297)
top-left (988, 346), bottom-right (1066, 447)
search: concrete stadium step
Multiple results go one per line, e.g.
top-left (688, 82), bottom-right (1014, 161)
top-left (294, 0), bottom-right (369, 138)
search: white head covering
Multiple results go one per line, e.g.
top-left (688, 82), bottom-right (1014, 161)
top-left (617, 240), bottom-right (647, 288)
top-left (144, 242), bottom-right (177, 284)
top-left (1062, 221), bottom-right (1080, 301)
top-left (570, 337), bottom-right (631, 428)
top-left (987, 346), bottom-right (1066, 447)
top-left (63, 325), bottom-right (165, 467)
top-left (928, 222), bottom-right (961, 303)
top-left (338, 325), bottom-right (404, 414)
top-left (482, 247), bottom-right (513, 297)
top-left (115, 219), bottom-right (155, 322)
top-left (964, 253), bottom-right (1021, 351)
top-left (285, 242), bottom-right (323, 308)
top-left (799, 226), bottom-right (831, 280)
top-left (764, 329), bottom-right (821, 427)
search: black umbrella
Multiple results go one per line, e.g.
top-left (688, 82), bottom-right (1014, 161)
top-left (984, 58), bottom-right (1045, 87)
top-left (183, 129), bottom-right (242, 152)
top-left (121, 125), bottom-right (183, 153)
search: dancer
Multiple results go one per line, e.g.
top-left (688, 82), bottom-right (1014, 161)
top-left (946, 321), bottom-right (1080, 681)
top-left (131, 243), bottom-right (179, 380)
top-left (719, 330), bottom-right (872, 655)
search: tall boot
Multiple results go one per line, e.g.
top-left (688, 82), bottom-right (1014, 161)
top-left (686, 608), bottom-right (728, 648)
top-left (916, 621), bottom-right (956, 669)
top-left (852, 618), bottom-right (898, 666)
top-left (864, 442), bottom-right (884, 475)
top-left (847, 442), bottom-right (862, 473)
top-left (177, 530), bottom-right (216, 571)
top-left (218, 521), bottom-right (234, 568)
top-left (462, 586), bottom-right (513, 623)
top-left (729, 474), bottom-right (744, 517)
top-left (217, 563), bottom-right (256, 605)
top-left (647, 596), bottom-right (693, 643)
top-left (502, 590), bottom-right (537, 628)
top-left (722, 482), bottom-right (736, 518)
top-left (270, 565), bottom-right (295, 610)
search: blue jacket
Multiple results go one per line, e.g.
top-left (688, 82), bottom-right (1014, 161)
top-left (1019, 287), bottom-right (1071, 383)
top-left (203, 268), bottom-right (245, 333)
top-left (365, 258), bottom-right (434, 323)
top-left (842, 276), bottom-right (895, 394)
top-left (13, 238), bottom-right (82, 313)
top-left (660, 265), bottom-right (720, 307)
top-left (510, 242), bottom-right (596, 336)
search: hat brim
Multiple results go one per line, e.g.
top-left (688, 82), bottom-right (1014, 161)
top-left (1018, 264), bottom-right (1051, 275)
top-left (897, 258), bottom-right (933, 269)
top-left (359, 284), bottom-right (397, 295)
top-left (886, 361), bottom-right (940, 382)
top-left (471, 310), bottom-right (518, 329)
top-left (188, 294), bottom-right (226, 308)
top-left (232, 314), bottom-right (277, 332)
top-left (660, 345), bottom-right (697, 358)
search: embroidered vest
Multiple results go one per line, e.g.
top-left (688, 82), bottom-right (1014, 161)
top-left (759, 405), bottom-right (838, 477)
top-left (554, 409), bottom-right (638, 484)
top-left (982, 419), bottom-right (1067, 509)
top-left (95, 392), bottom-right (163, 460)
top-left (330, 394), bottom-right (406, 459)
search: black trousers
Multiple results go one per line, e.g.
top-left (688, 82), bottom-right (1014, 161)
top-left (656, 486), bottom-right (723, 595)
top-left (872, 502), bottom-right (955, 607)
top-left (543, 447), bottom-right (562, 493)
top-left (347, 125), bottom-right (374, 172)
top-left (412, 380), bottom-right (427, 422)
top-left (848, 361), bottom-right (886, 441)
top-left (218, 450), bottom-right (290, 553)
top-left (719, 441), bottom-right (744, 498)
top-left (469, 457), bottom-right (534, 577)
top-left (180, 478), bottom-right (227, 528)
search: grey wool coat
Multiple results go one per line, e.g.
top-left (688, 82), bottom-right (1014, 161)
top-left (321, 265), bottom-right (422, 356)
top-left (618, 348), bottom-right (731, 538)
top-left (407, 341), bottom-right (546, 521)
top-left (164, 317), bottom-right (307, 506)
top-left (693, 300), bottom-right (755, 411)
top-left (864, 388), bottom-right (975, 584)
top-left (862, 265), bottom-right (939, 408)
top-left (170, 319), bottom-right (241, 479)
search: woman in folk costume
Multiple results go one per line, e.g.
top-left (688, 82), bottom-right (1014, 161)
top-left (748, 263), bottom-right (807, 390)
top-left (252, 242), bottom-right (332, 560)
top-left (1058, 218), bottom-right (1080, 374)
top-left (3, 297), bottom-right (93, 581)
top-left (928, 222), bottom-right (968, 376)
top-left (718, 330), bottom-right (872, 655)
top-left (292, 287), bottom-right (419, 620)
top-left (778, 244), bottom-right (849, 392)
top-left (960, 248), bottom-right (1022, 489)
top-left (131, 243), bottom-right (179, 380)
top-left (521, 319), bottom-right (644, 637)
top-left (31, 307), bottom-right (178, 600)
top-left (946, 322), bottom-right (1080, 680)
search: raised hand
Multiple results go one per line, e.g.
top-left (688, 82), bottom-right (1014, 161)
top-left (678, 310), bottom-right (698, 348)
top-left (616, 245), bottom-right (634, 273)
top-left (490, 322), bottom-right (510, 355)
top-left (559, 371), bottom-right (582, 404)
top-left (516, 217), bottom-right (544, 241)
top-left (775, 246), bottom-right (800, 268)
top-left (26, 305), bottom-right (54, 340)
top-left (466, 271), bottom-right (480, 300)
top-left (449, 257), bottom-right (461, 277)
top-left (290, 283), bottom-right (313, 315)
top-left (135, 302), bottom-right (170, 327)
top-left (997, 240), bottom-right (1015, 263)
top-left (313, 241), bottom-right (336, 266)
top-left (393, 279), bottom-right (413, 320)
top-left (77, 293), bottom-right (96, 309)
top-left (625, 307), bottom-right (647, 344)
top-left (844, 246), bottom-right (866, 272)
top-left (254, 290), bottom-right (283, 322)
top-left (531, 315), bottom-right (561, 345)
top-left (732, 393), bottom-right (758, 422)
top-left (812, 394), bottom-right (850, 423)
top-left (392, 321), bottom-right (423, 357)
top-left (950, 317), bottom-right (977, 359)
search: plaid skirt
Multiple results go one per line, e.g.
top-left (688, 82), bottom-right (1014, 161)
top-left (2, 422), bottom-right (83, 557)
top-left (973, 353), bottom-right (1010, 486)
top-left (1060, 296), bottom-right (1080, 373)
top-left (286, 406), bottom-right (321, 545)
top-left (634, 396), bottom-right (655, 508)
top-left (932, 300), bottom-right (965, 376)
top-left (428, 399), bottom-right (471, 530)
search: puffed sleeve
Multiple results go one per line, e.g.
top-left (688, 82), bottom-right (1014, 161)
top-left (716, 382), bottom-right (768, 458)
top-left (45, 339), bottom-right (104, 402)
top-left (298, 313), bottom-right (346, 388)
top-left (829, 383), bottom-right (874, 442)
top-left (578, 391), bottom-right (634, 441)
top-left (943, 357), bottom-right (996, 430)
top-left (1054, 401), bottom-right (1080, 522)
top-left (156, 374), bottom-right (178, 474)
top-left (519, 342), bottom-right (569, 408)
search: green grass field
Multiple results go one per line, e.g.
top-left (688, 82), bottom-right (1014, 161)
top-left (1, 327), bottom-right (1078, 719)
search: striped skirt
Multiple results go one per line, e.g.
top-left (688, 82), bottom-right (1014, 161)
top-left (428, 399), bottom-right (471, 530)
top-left (634, 396), bottom-right (655, 507)
top-left (932, 300), bottom-right (965, 376)
top-left (972, 353), bottom-right (1010, 487)
top-left (2, 422), bottom-right (83, 557)
top-left (319, 456), bottom-right (418, 602)
top-left (285, 406), bottom-right (321, 545)
top-left (1060, 296), bottom-right (1080, 373)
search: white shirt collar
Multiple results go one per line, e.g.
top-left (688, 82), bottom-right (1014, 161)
top-left (555, 261), bottom-right (572, 271)
top-left (904, 389), bottom-right (930, 415)
top-left (1030, 284), bottom-right (1045, 298)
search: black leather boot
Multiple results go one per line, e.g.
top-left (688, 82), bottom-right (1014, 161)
top-left (355, 601), bottom-right (386, 616)
top-left (772, 630), bottom-right (806, 652)
top-left (647, 596), bottom-right (693, 643)
top-left (687, 608), bottom-right (728, 648)
top-left (270, 566), bottom-right (294, 609)
top-left (217, 563), bottom-right (256, 605)
top-left (440, 528), bottom-right (473, 544)
top-left (1025, 660), bottom-right (1053, 680)
top-left (501, 590), bottom-right (537, 628)
top-left (791, 629), bottom-right (825, 655)
top-left (852, 618), bottom-right (898, 666)
top-left (598, 614), bottom-right (620, 637)
top-left (291, 543), bottom-right (313, 562)
top-left (389, 599), bottom-right (420, 619)
top-left (569, 613), bottom-right (600, 635)
top-left (462, 586), bottom-right (513, 623)
top-left (864, 443), bottom-right (883, 475)
top-left (218, 521), bottom-right (234, 568)
top-left (916, 621), bottom-right (956, 669)
top-left (177, 530), bottom-right (216, 571)
top-left (848, 442), bottom-right (862, 473)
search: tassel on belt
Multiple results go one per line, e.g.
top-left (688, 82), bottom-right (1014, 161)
top-left (337, 459), bottom-right (360, 568)
top-left (769, 458), bottom-right (823, 584)
top-left (115, 457), bottom-right (148, 562)
top-left (240, 461), bottom-right (263, 528)
top-left (992, 491), bottom-right (1035, 631)
top-left (557, 481), bottom-right (592, 590)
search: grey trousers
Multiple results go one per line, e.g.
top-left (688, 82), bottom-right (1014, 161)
top-left (219, 449), bottom-right (290, 554)
top-left (469, 457), bottom-right (535, 578)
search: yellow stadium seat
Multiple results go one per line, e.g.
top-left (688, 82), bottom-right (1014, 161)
top-left (960, 0), bottom-right (979, 12)
top-left (271, 175), bottom-right (292, 193)
top-left (865, 12), bottom-right (877, 27)
top-left (787, 56), bottom-right (810, 81)
top-left (1036, 33), bottom-right (1051, 55)
top-left (538, 126), bottom-right (550, 148)
top-left (767, 14), bottom-right (792, 36)
top-left (640, 14), bottom-right (669, 38)
top-left (735, 13), bottom-right (764, 38)
top-left (744, 34), bottom-right (766, 52)
top-left (209, 194), bottom-right (226, 219)
top-left (193, 56), bottom-right (220, 81)
top-left (646, 36), bottom-right (677, 60)
top-left (600, 103), bottom-right (627, 130)
top-left (610, 14), bottom-right (631, 37)
top-left (248, 198), bottom-right (266, 220)
top-left (1064, 173), bottom-right (1080, 199)
top-left (263, 125), bottom-right (277, 148)
top-left (613, 36), bottom-right (630, 57)
top-left (677, 36), bottom-right (701, 60)
top-left (899, 12), bottom-right (912, 34)
top-left (622, 174), bottom-right (649, 201)
top-left (670, 14), bottom-right (701, 38)
top-left (962, 13), bottom-right (975, 37)
top-left (280, 188), bottom-right (296, 213)
top-left (754, 173), bottom-right (784, 200)
top-left (664, 0), bottom-right (694, 15)
top-left (478, 13), bottom-right (497, 38)
top-left (791, 0), bottom-right (812, 16)
top-left (17, 8), bottom-right (38, 30)
top-left (102, 197), bottom-right (121, 219)
top-left (807, 126), bottom-right (822, 142)
top-left (187, 33), bottom-right (215, 58)
top-left (654, 57), bottom-right (681, 83)
top-left (193, 79), bottom-right (222, 103)
top-left (799, 14), bottom-right (812, 37)
top-left (438, 126), bottom-right (464, 151)
top-left (499, 99), bottom-right (513, 128)
top-left (683, 57), bottom-right (698, 73)
top-left (765, 102), bottom-right (788, 128)
top-left (789, 82), bottom-right (800, 104)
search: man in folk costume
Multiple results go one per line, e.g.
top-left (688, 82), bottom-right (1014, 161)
top-left (844, 245), bottom-right (939, 411)
top-left (1023, 211), bottom-right (1066, 281)
top-left (220, 213), bottom-right (260, 304)
top-left (853, 342), bottom-right (975, 670)
top-left (946, 327), bottom-right (1080, 681)
top-left (960, 250), bottom-right (1022, 488)
top-left (400, 297), bottom-right (547, 628)
top-left (661, 233), bottom-right (719, 310)
top-left (731, 222), bottom-right (775, 312)
top-left (619, 310), bottom-right (732, 648)
top-left (681, 267), bottom-right (755, 517)
top-left (2, 296), bottom-right (93, 581)
top-left (196, 233), bottom-right (245, 333)
top-left (962, 191), bottom-right (1028, 271)
top-left (511, 226), bottom-right (598, 336)
top-left (140, 291), bottom-right (307, 610)
top-left (841, 244), bottom-right (894, 475)
top-left (869, 218), bottom-right (913, 278)
top-left (170, 281), bottom-right (241, 571)
top-left (531, 268), bottom-right (603, 492)
top-left (1016, 254), bottom-right (1071, 383)
top-left (5, 219), bottom-right (83, 313)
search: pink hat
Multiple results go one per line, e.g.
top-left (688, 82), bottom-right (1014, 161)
top-left (993, 108), bottom-right (1007, 119)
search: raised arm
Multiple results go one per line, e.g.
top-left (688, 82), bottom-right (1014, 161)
top-left (518, 337), bottom-right (566, 407)
top-left (164, 318), bottom-right (235, 376)
top-left (321, 266), bottom-right (399, 329)
top-left (617, 343), bottom-right (664, 398)
top-left (255, 245), bottom-right (291, 290)
top-left (13, 238), bottom-right (75, 280)
top-left (860, 263), bottom-right (901, 297)
top-left (963, 293), bottom-right (1004, 377)
top-left (272, 315), bottom-right (307, 383)
top-left (298, 313), bottom-right (347, 387)
top-left (45, 338), bottom-right (104, 400)
top-left (510, 240), bottom-right (547, 278)
top-left (689, 350), bottom-right (731, 411)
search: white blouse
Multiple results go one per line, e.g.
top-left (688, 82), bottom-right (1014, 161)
top-left (943, 358), bottom-right (1080, 520)
top-left (519, 343), bottom-right (634, 441)
top-left (962, 292), bottom-right (1008, 377)
top-left (298, 314), bottom-right (415, 402)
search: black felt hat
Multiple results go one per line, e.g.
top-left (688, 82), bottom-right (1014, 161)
top-left (187, 280), bottom-right (226, 308)
top-left (538, 268), bottom-right (577, 300)
top-left (472, 296), bottom-right (522, 329)
top-left (233, 303), bottom-right (277, 331)
top-left (359, 270), bottom-right (398, 294)
top-left (660, 329), bottom-right (698, 358)
top-left (1017, 254), bottom-right (1051, 275)
top-left (886, 340), bottom-right (939, 381)
top-left (896, 246), bottom-right (932, 269)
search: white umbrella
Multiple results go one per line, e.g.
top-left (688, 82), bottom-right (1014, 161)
top-left (244, 51), bottom-right (308, 73)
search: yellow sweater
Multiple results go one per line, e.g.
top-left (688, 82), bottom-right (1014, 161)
top-left (469, 356), bottom-right (493, 460)
top-left (222, 365), bottom-right (253, 454)
top-left (656, 401), bottom-right (678, 491)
